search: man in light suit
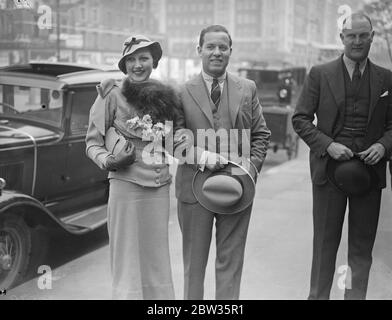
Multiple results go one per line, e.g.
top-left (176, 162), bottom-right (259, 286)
top-left (292, 13), bottom-right (392, 300)
top-left (174, 25), bottom-right (270, 300)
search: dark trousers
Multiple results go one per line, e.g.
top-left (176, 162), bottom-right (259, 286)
top-left (309, 182), bottom-right (381, 300)
top-left (177, 201), bottom-right (252, 300)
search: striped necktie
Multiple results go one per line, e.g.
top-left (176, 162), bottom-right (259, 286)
top-left (211, 78), bottom-right (221, 111)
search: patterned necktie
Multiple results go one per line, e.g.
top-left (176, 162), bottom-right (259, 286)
top-left (352, 62), bottom-right (361, 91)
top-left (211, 78), bottom-right (221, 111)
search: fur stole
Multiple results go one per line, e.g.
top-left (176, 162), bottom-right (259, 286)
top-left (121, 77), bottom-right (181, 124)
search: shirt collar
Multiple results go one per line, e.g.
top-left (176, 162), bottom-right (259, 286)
top-left (343, 54), bottom-right (368, 75)
top-left (201, 70), bottom-right (227, 83)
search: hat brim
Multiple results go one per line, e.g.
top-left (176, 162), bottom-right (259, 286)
top-left (118, 41), bottom-right (162, 74)
top-left (192, 161), bottom-right (256, 214)
top-left (326, 157), bottom-right (379, 196)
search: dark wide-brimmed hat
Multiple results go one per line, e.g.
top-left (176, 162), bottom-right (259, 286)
top-left (326, 157), bottom-right (379, 197)
top-left (192, 161), bottom-right (256, 215)
top-left (118, 35), bottom-right (162, 74)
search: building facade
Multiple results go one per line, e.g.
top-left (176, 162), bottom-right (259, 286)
top-left (164, 0), bottom-right (370, 71)
top-left (0, 0), bottom-right (159, 66)
top-left (1, 0), bottom-right (389, 75)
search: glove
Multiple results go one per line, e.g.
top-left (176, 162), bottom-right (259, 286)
top-left (105, 140), bottom-right (136, 171)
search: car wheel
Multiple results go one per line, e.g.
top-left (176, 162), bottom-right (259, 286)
top-left (0, 215), bottom-right (46, 290)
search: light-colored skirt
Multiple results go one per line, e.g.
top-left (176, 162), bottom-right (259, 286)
top-left (107, 179), bottom-right (174, 300)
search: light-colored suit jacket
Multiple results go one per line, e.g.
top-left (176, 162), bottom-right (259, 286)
top-left (175, 72), bottom-right (271, 203)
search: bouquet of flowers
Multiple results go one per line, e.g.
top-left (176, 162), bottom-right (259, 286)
top-left (126, 114), bottom-right (172, 142)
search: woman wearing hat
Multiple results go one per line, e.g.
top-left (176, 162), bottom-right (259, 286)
top-left (85, 35), bottom-right (180, 299)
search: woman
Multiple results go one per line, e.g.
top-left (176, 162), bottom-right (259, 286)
top-left (85, 35), bottom-right (179, 300)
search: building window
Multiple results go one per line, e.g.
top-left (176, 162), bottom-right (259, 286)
top-left (80, 7), bottom-right (86, 20)
top-left (137, 0), bottom-right (144, 10)
top-left (0, 16), bottom-right (4, 36)
top-left (93, 9), bottom-right (98, 22)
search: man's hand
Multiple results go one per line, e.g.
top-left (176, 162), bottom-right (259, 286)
top-left (205, 152), bottom-right (228, 172)
top-left (105, 140), bottom-right (136, 171)
top-left (357, 143), bottom-right (385, 166)
top-left (326, 142), bottom-right (354, 161)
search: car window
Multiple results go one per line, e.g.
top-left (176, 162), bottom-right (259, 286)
top-left (70, 87), bottom-right (98, 135)
top-left (0, 84), bottom-right (63, 127)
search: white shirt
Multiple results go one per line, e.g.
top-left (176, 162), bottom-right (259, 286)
top-left (201, 70), bottom-right (227, 95)
top-left (343, 55), bottom-right (368, 80)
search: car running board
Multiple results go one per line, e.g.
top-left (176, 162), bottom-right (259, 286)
top-left (60, 205), bottom-right (107, 231)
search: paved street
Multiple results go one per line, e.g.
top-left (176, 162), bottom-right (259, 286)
top-left (4, 141), bottom-right (392, 300)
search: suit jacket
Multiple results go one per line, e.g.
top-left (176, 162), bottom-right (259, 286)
top-left (292, 56), bottom-right (392, 187)
top-left (85, 78), bottom-right (171, 188)
top-left (175, 72), bottom-right (271, 203)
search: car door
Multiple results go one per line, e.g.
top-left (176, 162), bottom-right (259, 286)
top-left (0, 83), bottom-right (68, 202)
top-left (61, 85), bottom-right (108, 213)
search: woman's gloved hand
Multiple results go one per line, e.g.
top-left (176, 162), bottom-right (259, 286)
top-left (105, 140), bottom-right (136, 171)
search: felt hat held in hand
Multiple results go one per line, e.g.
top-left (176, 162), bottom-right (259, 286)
top-left (326, 156), bottom-right (379, 196)
top-left (192, 161), bottom-right (256, 214)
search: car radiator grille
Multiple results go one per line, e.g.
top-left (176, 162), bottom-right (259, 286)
top-left (0, 163), bottom-right (24, 191)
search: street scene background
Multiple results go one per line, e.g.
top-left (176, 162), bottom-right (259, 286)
top-left (1, 0), bottom-right (392, 300)
top-left (1, 0), bottom-right (392, 79)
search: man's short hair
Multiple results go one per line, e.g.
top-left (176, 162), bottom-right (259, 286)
top-left (342, 12), bottom-right (373, 31)
top-left (198, 25), bottom-right (232, 47)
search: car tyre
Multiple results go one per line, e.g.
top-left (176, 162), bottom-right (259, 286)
top-left (0, 215), bottom-right (47, 290)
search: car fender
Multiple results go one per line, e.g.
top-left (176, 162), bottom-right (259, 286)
top-left (0, 190), bottom-right (69, 232)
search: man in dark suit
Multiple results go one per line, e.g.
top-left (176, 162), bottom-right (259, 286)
top-left (292, 13), bottom-right (392, 300)
top-left (174, 25), bottom-right (270, 300)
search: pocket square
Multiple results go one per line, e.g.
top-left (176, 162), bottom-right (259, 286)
top-left (380, 91), bottom-right (389, 98)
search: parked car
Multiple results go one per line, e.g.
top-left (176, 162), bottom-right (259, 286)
top-left (0, 63), bottom-right (123, 289)
top-left (239, 66), bottom-right (307, 159)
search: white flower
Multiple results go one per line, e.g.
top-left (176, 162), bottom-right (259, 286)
top-left (127, 116), bottom-right (140, 129)
top-left (154, 122), bottom-right (165, 130)
top-left (126, 114), bottom-right (170, 141)
top-left (142, 114), bottom-right (152, 124)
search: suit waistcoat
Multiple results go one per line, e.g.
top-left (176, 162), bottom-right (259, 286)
top-left (212, 79), bottom-right (232, 130)
top-left (207, 79), bottom-right (235, 156)
top-left (342, 63), bottom-right (370, 132)
top-left (335, 63), bottom-right (370, 151)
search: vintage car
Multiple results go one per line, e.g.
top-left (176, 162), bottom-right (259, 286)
top-left (238, 66), bottom-right (306, 159)
top-left (0, 63), bottom-right (123, 289)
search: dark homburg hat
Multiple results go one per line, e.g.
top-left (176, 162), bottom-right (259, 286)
top-left (326, 157), bottom-right (379, 196)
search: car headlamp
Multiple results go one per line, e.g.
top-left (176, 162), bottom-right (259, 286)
top-left (279, 89), bottom-right (288, 99)
top-left (0, 178), bottom-right (6, 195)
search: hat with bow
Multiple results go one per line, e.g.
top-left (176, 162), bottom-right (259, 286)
top-left (118, 35), bottom-right (162, 74)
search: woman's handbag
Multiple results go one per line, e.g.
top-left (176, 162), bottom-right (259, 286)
top-left (105, 126), bottom-right (127, 156)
